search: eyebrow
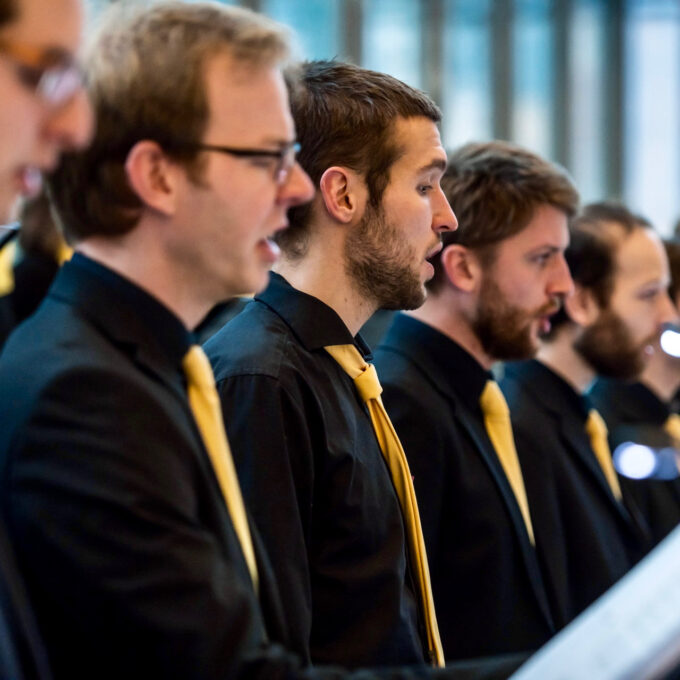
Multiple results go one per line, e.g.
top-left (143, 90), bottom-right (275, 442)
top-left (261, 137), bottom-right (298, 148)
top-left (417, 158), bottom-right (447, 174)
top-left (526, 244), bottom-right (563, 256)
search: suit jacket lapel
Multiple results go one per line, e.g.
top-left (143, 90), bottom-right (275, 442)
top-left (455, 401), bottom-right (555, 629)
top-left (520, 362), bottom-right (650, 543)
top-left (49, 261), bottom-right (188, 407)
top-left (381, 321), bottom-right (555, 631)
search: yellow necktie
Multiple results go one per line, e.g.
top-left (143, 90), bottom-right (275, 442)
top-left (479, 381), bottom-right (535, 545)
top-left (325, 344), bottom-right (444, 667)
top-left (663, 413), bottom-right (680, 447)
top-left (0, 240), bottom-right (16, 296)
top-left (183, 345), bottom-right (259, 592)
top-left (585, 409), bottom-right (623, 502)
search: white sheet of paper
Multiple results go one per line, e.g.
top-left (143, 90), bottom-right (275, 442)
top-left (511, 525), bottom-right (680, 680)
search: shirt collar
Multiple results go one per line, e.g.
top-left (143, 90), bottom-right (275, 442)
top-left (382, 313), bottom-right (493, 405)
top-left (68, 253), bottom-right (193, 365)
top-left (256, 272), bottom-right (371, 357)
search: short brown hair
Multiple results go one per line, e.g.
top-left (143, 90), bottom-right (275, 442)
top-left (279, 59), bottom-right (441, 258)
top-left (48, 1), bottom-right (291, 242)
top-left (428, 140), bottom-right (579, 293)
top-left (546, 201), bottom-right (652, 336)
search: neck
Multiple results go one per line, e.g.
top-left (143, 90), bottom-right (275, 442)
top-left (640, 348), bottom-right (680, 403)
top-left (77, 235), bottom-right (210, 331)
top-left (536, 328), bottom-right (595, 394)
top-left (407, 291), bottom-right (496, 370)
top-left (274, 245), bottom-right (377, 338)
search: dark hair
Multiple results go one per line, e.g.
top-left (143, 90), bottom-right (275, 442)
top-left (48, 2), bottom-right (291, 242)
top-left (547, 201), bottom-right (652, 335)
top-left (0, 0), bottom-right (17, 26)
top-left (427, 140), bottom-right (579, 293)
top-left (279, 59), bottom-right (441, 258)
top-left (663, 238), bottom-right (680, 303)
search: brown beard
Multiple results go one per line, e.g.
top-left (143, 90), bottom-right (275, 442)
top-left (575, 309), bottom-right (652, 380)
top-left (473, 274), bottom-right (561, 361)
top-left (344, 203), bottom-right (432, 311)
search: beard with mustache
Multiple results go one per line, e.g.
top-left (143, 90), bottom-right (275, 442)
top-left (344, 203), bottom-right (439, 311)
top-left (574, 309), bottom-right (654, 380)
top-left (472, 274), bottom-right (562, 361)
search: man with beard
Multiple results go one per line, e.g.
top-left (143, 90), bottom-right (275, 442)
top-left (373, 141), bottom-right (576, 659)
top-left (589, 237), bottom-right (680, 546)
top-left (205, 60), bottom-right (457, 668)
top-left (501, 202), bottom-right (674, 631)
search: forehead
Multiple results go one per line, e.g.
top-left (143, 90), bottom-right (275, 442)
top-left (2, 0), bottom-right (83, 53)
top-left (495, 203), bottom-right (570, 257)
top-left (389, 116), bottom-right (447, 173)
top-left (612, 227), bottom-right (669, 291)
top-left (202, 52), bottom-right (294, 144)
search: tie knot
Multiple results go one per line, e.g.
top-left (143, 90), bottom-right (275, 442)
top-left (586, 409), bottom-right (608, 438)
top-left (479, 380), bottom-right (509, 419)
top-left (182, 345), bottom-right (215, 390)
top-left (354, 363), bottom-right (382, 402)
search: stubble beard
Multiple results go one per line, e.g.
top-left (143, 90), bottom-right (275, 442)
top-left (344, 203), bottom-right (429, 311)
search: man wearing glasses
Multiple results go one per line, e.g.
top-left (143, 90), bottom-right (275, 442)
top-left (0, 0), bottom-right (90, 676)
top-left (0, 3), bottom-right (316, 678)
top-left (0, 0), bottom-right (90, 345)
top-left (0, 0), bottom-right (91, 223)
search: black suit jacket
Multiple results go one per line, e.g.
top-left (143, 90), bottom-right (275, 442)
top-left (0, 516), bottom-right (52, 680)
top-left (0, 256), bottom-right (525, 680)
top-left (501, 360), bottom-right (652, 629)
top-left (375, 315), bottom-right (554, 660)
top-left (590, 378), bottom-right (680, 545)
top-left (0, 256), bottom-right (297, 679)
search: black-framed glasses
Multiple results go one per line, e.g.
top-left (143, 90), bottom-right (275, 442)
top-left (181, 140), bottom-right (301, 185)
top-left (0, 39), bottom-right (84, 107)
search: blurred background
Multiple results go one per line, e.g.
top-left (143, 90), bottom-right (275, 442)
top-left (85, 0), bottom-right (680, 235)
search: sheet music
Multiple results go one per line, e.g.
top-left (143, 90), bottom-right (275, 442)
top-left (511, 525), bottom-right (680, 680)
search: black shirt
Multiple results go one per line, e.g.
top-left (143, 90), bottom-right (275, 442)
top-left (374, 314), bottom-right (554, 660)
top-left (590, 378), bottom-right (680, 545)
top-left (71, 253), bottom-right (194, 356)
top-left (204, 273), bottom-right (424, 669)
top-left (501, 360), bottom-right (651, 628)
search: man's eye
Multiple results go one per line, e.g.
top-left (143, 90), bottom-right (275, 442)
top-left (417, 185), bottom-right (432, 195)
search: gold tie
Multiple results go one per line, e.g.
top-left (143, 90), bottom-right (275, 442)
top-left (183, 345), bottom-right (259, 591)
top-left (663, 413), bottom-right (680, 447)
top-left (325, 344), bottom-right (444, 667)
top-left (479, 381), bottom-right (535, 545)
top-left (585, 409), bottom-right (623, 502)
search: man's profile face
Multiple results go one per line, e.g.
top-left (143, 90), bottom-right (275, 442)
top-left (575, 227), bottom-right (676, 379)
top-left (344, 115), bottom-right (456, 310)
top-left (170, 52), bottom-right (314, 303)
top-left (472, 203), bottom-right (573, 361)
top-left (0, 0), bottom-right (92, 223)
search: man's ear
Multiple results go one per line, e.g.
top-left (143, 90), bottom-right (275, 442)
top-left (125, 140), bottom-right (178, 216)
top-left (440, 244), bottom-right (482, 293)
top-left (318, 166), bottom-right (367, 224)
top-left (564, 283), bottom-right (601, 326)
